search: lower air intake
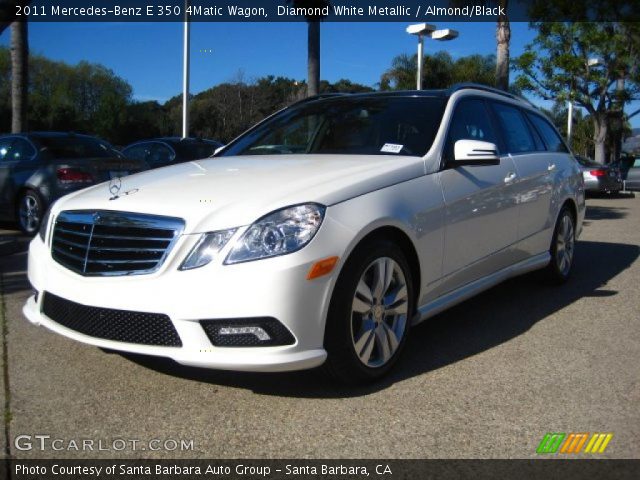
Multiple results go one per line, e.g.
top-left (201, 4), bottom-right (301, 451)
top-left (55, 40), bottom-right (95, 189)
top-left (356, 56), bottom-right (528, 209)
top-left (42, 291), bottom-right (182, 347)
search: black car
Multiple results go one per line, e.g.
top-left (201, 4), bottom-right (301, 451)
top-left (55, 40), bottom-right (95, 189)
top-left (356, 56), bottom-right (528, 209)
top-left (121, 137), bottom-right (223, 169)
top-left (0, 132), bottom-right (148, 234)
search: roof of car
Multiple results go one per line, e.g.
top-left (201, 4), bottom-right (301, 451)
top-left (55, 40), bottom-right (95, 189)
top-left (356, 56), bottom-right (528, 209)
top-left (296, 83), bottom-right (532, 107)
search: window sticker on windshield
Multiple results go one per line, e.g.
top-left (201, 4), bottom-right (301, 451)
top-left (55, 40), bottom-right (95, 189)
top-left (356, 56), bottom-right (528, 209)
top-left (381, 143), bottom-right (403, 153)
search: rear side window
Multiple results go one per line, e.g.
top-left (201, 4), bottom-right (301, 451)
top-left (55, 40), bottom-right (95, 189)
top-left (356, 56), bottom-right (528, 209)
top-left (10, 138), bottom-right (37, 162)
top-left (0, 138), bottom-right (13, 162)
top-left (123, 144), bottom-right (149, 162)
top-left (0, 138), bottom-right (36, 163)
top-left (491, 103), bottom-right (536, 154)
top-left (527, 113), bottom-right (569, 153)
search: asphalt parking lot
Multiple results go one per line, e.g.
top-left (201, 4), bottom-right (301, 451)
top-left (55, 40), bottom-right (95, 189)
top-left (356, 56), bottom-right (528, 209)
top-left (0, 195), bottom-right (638, 459)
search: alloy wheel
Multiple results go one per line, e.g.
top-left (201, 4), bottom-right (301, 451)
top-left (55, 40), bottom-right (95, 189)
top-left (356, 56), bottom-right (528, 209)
top-left (555, 213), bottom-right (575, 276)
top-left (18, 193), bottom-right (41, 234)
top-left (350, 257), bottom-right (409, 368)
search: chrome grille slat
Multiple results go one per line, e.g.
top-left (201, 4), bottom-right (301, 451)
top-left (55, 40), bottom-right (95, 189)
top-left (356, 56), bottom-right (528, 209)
top-left (51, 210), bottom-right (185, 276)
top-left (90, 234), bottom-right (173, 241)
top-left (89, 246), bottom-right (167, 252)
top-left (53, 236), bottom-right (89, 249)
top-left (86, 258), bottom-right (160, 264)
top-left (52, 246), bottom-right (86, 262)
top-left (56, 227), bottom-right (91, 237)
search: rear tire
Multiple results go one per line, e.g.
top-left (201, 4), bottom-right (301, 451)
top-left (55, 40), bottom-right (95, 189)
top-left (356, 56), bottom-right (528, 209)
top-left (544, 206), bottom-right (576, 284)
top-left (16, 190), bottom-right (44, 236)
top-left (323, 239), bottom-right (415, 384)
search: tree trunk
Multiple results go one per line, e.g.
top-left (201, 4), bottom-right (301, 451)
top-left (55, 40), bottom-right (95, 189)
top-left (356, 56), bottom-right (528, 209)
top-left (10, 20), bottom-right (28, 133)
top-left (495, 1), bottom-right (510, 91)
top-left (610, 78), bottom-right (625, 163)
top-left (307, 20), bottom-right (320, 97)
top-left (593, 114), bottom-right (607, 164)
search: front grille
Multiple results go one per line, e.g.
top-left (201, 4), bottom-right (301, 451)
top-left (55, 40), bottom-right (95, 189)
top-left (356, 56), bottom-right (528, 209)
top-left (200, 318), bottom-right (295, 347)
top-left (51, 210), bottom-right (184, 276)
top-left (42, 291), bottom-right (182, 347)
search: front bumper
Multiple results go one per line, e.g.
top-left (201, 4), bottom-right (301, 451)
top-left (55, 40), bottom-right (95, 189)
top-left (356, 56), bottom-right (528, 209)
top-left (22, 222), bottom-right (351, 371)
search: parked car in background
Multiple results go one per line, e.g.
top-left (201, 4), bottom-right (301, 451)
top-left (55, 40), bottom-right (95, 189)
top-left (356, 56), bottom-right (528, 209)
top-left (619, 156), bottom-right (640, 190)
top-left (575, 155), bottom-right (622, 194)
top-left (122, 137), bottom-right (223, 169)
top-left (24, 86), bottom-right (585, 383)
top-left (0, 132), bottom-right (147, 235)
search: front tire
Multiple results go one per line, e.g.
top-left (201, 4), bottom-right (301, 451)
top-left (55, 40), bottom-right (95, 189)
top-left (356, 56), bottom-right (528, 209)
top-left (17, 190), bottom-right (44, 236)
top-left (323, 239), bottom-right (415, 384)
top-left (545, 206), bottom-right (576, 284)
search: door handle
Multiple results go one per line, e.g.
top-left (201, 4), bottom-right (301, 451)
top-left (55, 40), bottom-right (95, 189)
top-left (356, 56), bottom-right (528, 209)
top-left (547, 163), bottom-right (556, 171)
top-left (504, 172), bottom-right (517, 183)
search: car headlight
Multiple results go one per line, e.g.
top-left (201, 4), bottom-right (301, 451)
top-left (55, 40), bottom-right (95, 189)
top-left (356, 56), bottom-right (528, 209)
top-left (225, 203), bottom-right (325, 265)
top-left (179, 229), bottom-right (237, 270)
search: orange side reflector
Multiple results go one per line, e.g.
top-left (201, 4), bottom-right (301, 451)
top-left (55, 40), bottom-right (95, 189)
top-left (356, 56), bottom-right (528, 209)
top-left (307, 256), bottom-right (339, 280)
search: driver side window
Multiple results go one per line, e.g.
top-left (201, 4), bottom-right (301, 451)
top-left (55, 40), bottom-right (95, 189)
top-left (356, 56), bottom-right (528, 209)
top-left (444, 99), bottom-right (498, 162)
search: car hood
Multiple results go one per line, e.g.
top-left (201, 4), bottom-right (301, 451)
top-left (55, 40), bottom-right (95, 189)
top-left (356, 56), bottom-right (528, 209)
top-left (53, 154), bottom-right (424, 233)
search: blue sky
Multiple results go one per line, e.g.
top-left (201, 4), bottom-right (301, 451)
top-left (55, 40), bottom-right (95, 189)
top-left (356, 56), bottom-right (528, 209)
top-left (1, 21), bottom-right (638, 127)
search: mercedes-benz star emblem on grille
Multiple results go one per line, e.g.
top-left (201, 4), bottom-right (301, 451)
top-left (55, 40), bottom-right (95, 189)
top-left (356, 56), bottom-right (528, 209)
top-left (109, 176), bottom-right (122, 200)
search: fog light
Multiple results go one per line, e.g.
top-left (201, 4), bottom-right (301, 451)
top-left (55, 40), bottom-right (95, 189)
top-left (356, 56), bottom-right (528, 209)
top-left (200, 317), bottom-right (295, 347)
top-left (219, 326), bottom-right (271, 341)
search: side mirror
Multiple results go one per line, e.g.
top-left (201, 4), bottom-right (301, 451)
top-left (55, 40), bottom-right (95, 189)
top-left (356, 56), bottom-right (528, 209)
top-left (453, 139), bottom-right (500, 166)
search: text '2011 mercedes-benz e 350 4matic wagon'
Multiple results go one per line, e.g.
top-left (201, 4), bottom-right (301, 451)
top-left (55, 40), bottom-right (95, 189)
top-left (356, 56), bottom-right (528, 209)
top-left (24, 85), bottom-right (585, 383)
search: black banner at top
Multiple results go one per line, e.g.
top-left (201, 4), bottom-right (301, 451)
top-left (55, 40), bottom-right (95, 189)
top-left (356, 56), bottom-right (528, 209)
top-left (1, 0), bottom-right (639, 23)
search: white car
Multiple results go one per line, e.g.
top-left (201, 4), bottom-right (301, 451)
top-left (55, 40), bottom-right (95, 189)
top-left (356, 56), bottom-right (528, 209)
top-left (24, 85), bottom-right (585, 383)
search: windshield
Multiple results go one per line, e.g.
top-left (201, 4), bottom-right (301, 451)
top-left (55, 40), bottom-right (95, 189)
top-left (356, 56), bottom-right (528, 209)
top-left (37, 136), bottom-right (121, 159)
top-left (221, 96), bottom-right (446, 157)
top-left (172, 141), bottom-right (219, 160)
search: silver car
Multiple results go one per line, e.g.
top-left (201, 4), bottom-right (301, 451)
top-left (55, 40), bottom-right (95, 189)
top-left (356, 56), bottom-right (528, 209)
top-left (575, 155), bottom-right (623, 194)
top-left (24, 85), bottom-right (585, 383)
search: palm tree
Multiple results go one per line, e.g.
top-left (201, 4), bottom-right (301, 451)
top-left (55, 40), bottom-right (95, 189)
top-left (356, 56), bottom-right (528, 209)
top-left (10, 20), bottom-right (28, 132)
top-left (290, 0), bottom-right (330, 97)
top-left (495, 0), bottom-right (510, 91)
top-left (1, 1), bottom-right (30, 132)
top-left (450, 0), bottom-right (510, 91)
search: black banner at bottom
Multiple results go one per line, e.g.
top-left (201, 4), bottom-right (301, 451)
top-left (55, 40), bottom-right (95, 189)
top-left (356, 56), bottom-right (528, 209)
top-left (4, 459), bottom-right (640, 480)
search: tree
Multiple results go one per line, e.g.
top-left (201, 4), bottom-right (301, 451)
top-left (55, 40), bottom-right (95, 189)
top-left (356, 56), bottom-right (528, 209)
top-left (514, 22), bottom-right (640, 164)
top-left (495, 0), bottom-right (510, 91)
top-left (450, 0), bottom-right (510, 90)
top-left (380, 51), bottom-right (496, 90)
top-left (1, 2), bottom-right (31, 132)
top-left (290, 0), bottom-right (330, 97)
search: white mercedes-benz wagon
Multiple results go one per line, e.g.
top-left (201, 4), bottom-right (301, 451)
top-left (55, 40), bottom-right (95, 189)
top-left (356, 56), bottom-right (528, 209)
top-left (24, 85), bottom-right (585, 383)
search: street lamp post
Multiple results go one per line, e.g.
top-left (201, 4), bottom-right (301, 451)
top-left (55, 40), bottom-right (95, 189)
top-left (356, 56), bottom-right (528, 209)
top-left (182, 0), bottom-right (190, 139)
top-left (407, 24), bottom-right (458, 90)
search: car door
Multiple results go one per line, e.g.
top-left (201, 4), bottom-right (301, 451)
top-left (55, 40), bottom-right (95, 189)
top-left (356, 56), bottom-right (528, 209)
top-left (625, 158), bottom-right (640, 190)
top-left (488, 103), bottom-right (555, 258)
top-left (436, 97), bottom-right (520, 294)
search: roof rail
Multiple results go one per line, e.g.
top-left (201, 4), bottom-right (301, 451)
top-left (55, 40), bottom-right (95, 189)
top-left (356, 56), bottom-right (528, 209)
top-left (447, 83), bottom-right (534, 107)
top-left (290, 92), bottom-right (350, 106)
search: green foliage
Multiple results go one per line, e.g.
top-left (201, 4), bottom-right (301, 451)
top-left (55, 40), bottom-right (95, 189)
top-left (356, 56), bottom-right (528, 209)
top-left (0, 47), bottom-right (372, 145)
top-left (379, 51), bottom-right (497, 90)
top-left (513, 21), bottom-right (640, 162)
